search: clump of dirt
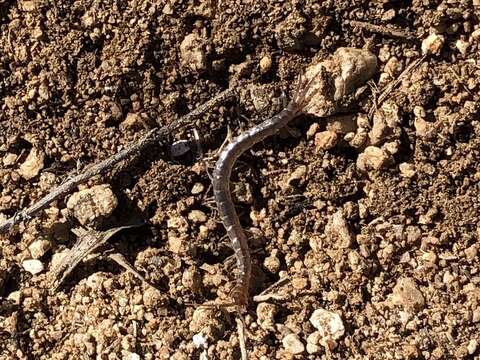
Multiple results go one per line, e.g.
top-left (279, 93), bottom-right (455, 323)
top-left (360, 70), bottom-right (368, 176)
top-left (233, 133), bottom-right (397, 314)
top-left (1, 0), bottom-right (480, 359)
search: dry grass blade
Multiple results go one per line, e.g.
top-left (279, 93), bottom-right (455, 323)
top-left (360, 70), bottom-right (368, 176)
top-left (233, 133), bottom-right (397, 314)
top-left (50, 223), bottom-right (143, 289)
top-left (252, 277), bottom-right (290, 302)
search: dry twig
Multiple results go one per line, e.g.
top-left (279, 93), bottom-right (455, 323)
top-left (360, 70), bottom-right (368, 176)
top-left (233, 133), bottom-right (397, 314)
top-left (0, 88), bottom-right (235, 234)
top-left (108, 252), bottom-right (157, 290)
top-left (346, 20), bottom-right (413, 39)
top-left (368, 55), bottom-right (426, 117)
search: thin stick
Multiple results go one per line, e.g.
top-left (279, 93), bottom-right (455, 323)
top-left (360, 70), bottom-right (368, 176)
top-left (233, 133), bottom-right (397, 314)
top-left (0, 88), bottom-right (235, 234)
top-left (346, 20), bottom-right (413, 39)
top-left (108, 252), bottom-right (158, 290)
top-left (368, 55), bottom-right (426, 117)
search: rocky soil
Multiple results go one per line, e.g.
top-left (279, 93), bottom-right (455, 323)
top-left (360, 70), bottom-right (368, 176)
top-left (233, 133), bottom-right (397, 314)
top-left (0, 0), bottom-right (480, 359)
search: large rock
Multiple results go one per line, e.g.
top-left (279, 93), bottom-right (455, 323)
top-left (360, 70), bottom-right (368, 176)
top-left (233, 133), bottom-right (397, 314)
top-left (67, 184), bottom-right (118, 226)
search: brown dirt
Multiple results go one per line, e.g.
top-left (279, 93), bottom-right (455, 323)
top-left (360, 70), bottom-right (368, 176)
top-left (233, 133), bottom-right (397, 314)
top-left (1, 0), bottom-right (480, 359)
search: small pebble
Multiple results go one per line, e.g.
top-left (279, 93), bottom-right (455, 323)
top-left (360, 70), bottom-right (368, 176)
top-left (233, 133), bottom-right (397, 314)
top-left (421, 33), bottom-right (445, 55)
top-left (256, 302), bottom-right (278, 331)
top-left (369, 102), bottom-right (400, 145)
top-left (121, 112), bottom-right (147, 130)
top-left (472, 307), bottom-right (480, 323)
top-left (306, 332), bottom-right (322, 354)
top-left (465, 244), bottom-right (478, 261)
top-left (310, 309), bottom-right (345, 340)
top-left (67, 184), bottom-right (118, 226)
top-left (384, 56), bottom-right (402, 77)
top-left (188, 210), bottom-right (207, 224)
top-left (304, 48), bottom-right (377, 117)
top-left (306, 123), bottom-right (320, 139)
top-left (7, 290), bottom-right (21, 305)
top-left (414, 117), bottom-right (436, 139)
top-left (315, 131), bottom-right (338, 150)
top-left (191, 183), bottom-right (204, 195)
top-left (285, 165), bottom-right (307, 188)
top-left (467, 339), bottom-right (478, 355)
top-left (189, 307), bottom-right (224, 341)
top-left (18, 147), bottom-right (45, 180)
top-left (126, 353), bottom-right (141, 360)
top-left (259, 55), bottom-right (272, 74)
top-left (28, 239), bottom-right (51, 259)
top-left (325, 210), bottom-right (353, 248)
top-left (390, 277), bottom-right (425, 311)
top-left (356, 146), bottom-right (392, 172)
top-left (168, 234), bottom-right (189, 255)
top-left (383, 141), bottom-right (399, 155)
top-left (399, 163), bottom-right (416, 178)
top-left (455, 39), bottom-right (469, 55)
top-left (3, 153), bottom-right (17, 166)
top-left (326, 114), bottom-right (357, 134)
top-left (263, 250), bottom-right (281, 273)
top-left (471, 29), bottom-right (480, 41)
top-left (22, 259), bottom-right (44, 275)
top-left (282, 333), bottom-right (305, 355)
top-left (180, 33), bottom-right (207, 72)
top-left (192, 332), bottom-right (208, 349)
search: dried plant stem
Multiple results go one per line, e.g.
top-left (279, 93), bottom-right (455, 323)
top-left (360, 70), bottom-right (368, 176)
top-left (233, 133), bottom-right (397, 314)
top-left (368, 55), bottom-right (426, 117)
top-left (0, 88), bottom-right (235, 234)
top-left (347, 20), bottom-right (413, 39)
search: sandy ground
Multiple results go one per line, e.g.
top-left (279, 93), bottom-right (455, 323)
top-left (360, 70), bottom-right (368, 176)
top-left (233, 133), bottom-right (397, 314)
top-left (0, 0), bottom-right (480, 359)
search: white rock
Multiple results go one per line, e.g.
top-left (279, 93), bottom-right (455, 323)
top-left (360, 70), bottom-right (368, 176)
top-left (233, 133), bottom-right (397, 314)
top-left (357, 146), bottom-right (392, 172)
top-left (22, 259), bottom-right (44, 275)
top-left (471, 29), bottom-right (480, 41)
top-left (7, 290), bottom-right (21, 304)
top-left (66, 184), bottom-right (118, 226)
top-left (18, 148), bottom-right (45, 180)
top-left (303, 48), bottom-right (377, 117)
top-left (467, 339), bottom-right (478, 355)
top-left (28, 239), bottom-right (51, 259)
top-left (192, 332), bottom-right (208, 349)
top-left (3, 153), bottom-right (17, 167)
top-left (310, 309), bottom-right (345, 340)
top-left (306, 331), bottom-right (322, 354)
top-left (421, 33), bottom-right (445, 55)
top-left (399, 163), bottom-right (416, 178)
top-left (126, 353), bottom-right (141, 360)
top-left (180, 33), bottom-right (207, 72)
top-left (188, 210), bottom-right (207, 224)
top-left (456, 39), bottom-right (469, 55)
top-left (282, 333), bottom-right (305, 355)
top-left (191, 183), bottom-right (205, 195)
